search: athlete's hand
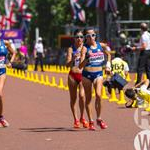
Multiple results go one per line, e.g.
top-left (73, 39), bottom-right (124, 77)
top-left (6, 62), bottom-right (12, 68)
top-left (105, 61), bottom-right (111, 71)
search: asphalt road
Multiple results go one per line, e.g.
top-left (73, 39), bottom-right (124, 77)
top-left (0, 73), bottom-right (143, 150)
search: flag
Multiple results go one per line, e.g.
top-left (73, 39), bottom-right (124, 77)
top-left (70, 0), bottom-right (86, 22)
top-left (86, 0), bottom-right (105, 9)
top-left (14, 0), bottom-right (26, 12)
top-left (21, 4), bottom-right (32, 36)
top-left (107, 0), bottom-right (118, 14)
top-left (86, 0), bottom-right (117, 13)
top-left (141, 0), bottom-right (150, 5)
top-left (0, 15), bottom-right (6, 29)
top-left (4, 0), bottom-right (17, 29)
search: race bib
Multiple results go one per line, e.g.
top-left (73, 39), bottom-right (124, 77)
top-left (89, 52), bottom-right (104, 65)
top-left (0, 56), bottom-right (5, 68)
top-left (74, 57), bottom-right (80, 66)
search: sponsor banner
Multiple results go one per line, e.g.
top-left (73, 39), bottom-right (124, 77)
top-left (0, 29), bottom-right (23, 48)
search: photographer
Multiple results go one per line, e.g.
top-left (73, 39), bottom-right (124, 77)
top-left (103, 51), bottom-right (129, 94)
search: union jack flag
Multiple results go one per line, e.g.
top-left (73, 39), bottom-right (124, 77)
top-left (70, 0), bottom-right (86, 22)
top-left (21, 4), bottom-right (32, 36)
top-left (86, 0), bottom-right (117, 13)
top-left (4, 0), bottom-right (17, 29)
top-left (14, 0), bottom-right (26, 11)
top-left (0, 15), bottom-right (6, 29)
top-left (86, 0), bottom-right (105, 9)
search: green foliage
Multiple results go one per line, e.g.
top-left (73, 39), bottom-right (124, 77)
top-left (1, 0), bottom-right (150, 47)
top-left (0, 0), bottom-right (5, 14)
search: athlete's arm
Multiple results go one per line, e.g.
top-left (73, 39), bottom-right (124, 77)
top-left (100, 42), bottom-right (111, 73)
top-left (79, 46), bottom-right (88, 69)
top-left (100, 42), bottom-right (111, 62)
top-left (66, 47), bottom-right (73, 67)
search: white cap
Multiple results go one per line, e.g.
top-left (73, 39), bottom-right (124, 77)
top-left (119, 33), bottom-right (126, 39)
top-left (38, 37), bottom-right (42, 41)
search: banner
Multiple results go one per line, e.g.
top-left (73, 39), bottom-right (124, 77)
top-left (0, 29), bottom-right (23, 48)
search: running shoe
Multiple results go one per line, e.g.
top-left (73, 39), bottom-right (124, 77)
top-left (74, 119), bottom-right (80, 128)
top-left (89, 121), bottom-right (96, 131)
top-left (96, 119), bottom-right (107, 129)
top-left (80, 118), bottom-right (89, 128)
top-left (0, 116), bottom-right (9, 127)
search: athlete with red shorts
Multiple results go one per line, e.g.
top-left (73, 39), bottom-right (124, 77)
top-left (66, 29), bottom-right (88, 128)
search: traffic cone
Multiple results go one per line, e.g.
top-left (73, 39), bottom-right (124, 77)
top-left (45, 65), bottom-right (48, 72)
top-left (45, 75), bottom-right (51, 86)
top-left (117, 90), bottom-right (126, 104)
top-left (103, 70), bottom-right (107, 79)
top-left (143, 73), bottom-right (147, 80)
top-left (34, 73), bottom-right (40, 83)
top-left (132, 100), bottom-right (137, 108)
top-left (14, 69), bottom-right (18, 77)
top-left (134, 73), bottom-right (137, 83)
top-left (64, 66), bottom-right (68, 73)
top-left (109, 88), bottom-right (118, 102)
top-left (126, 73), bottom-right (131, 82)
top-left (30, 72), bottom-right (34, 81)
top-left (64, 84), bottom-right (69, 90)
top-left (17, 70), bottom-right (21, 78)
top-left (51, 76), bottom-right (57, 87)
top-left (58, 77), bottom-right (64, 89)
top-left (9, 68), bottom-right (13, 76)
top-left (26, 71), bottom-right (31, 81)
top-left (21, 70), bottom-right (25, 79)
top-left (101, 86), bottom-right (108, 100)
top-left (40, 74), bottom-right (45, 84)
top-left (60, 66), bottom-right (65, 73)
top-left (6, 68), bottom-right (10, 76)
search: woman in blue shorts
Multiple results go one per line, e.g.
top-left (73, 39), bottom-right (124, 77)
top-left (79, 28), bottom-right (111, 130)
top-left (0, 35), bottom-right (16, 127)
top-left (66, 29), bottom-right (88, 128)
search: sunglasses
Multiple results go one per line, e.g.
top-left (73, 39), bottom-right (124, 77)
top-left (74, 35), bottom-right (84, 39)
top-left (85, 34), bottom-right (96, 38)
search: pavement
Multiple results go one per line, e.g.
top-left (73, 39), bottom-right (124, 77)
top-left (0, 73), bottom-right (144, 150)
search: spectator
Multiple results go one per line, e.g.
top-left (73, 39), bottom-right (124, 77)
top-left (132, 23), bottom-right (150, 85)
top-left (34, 37), bottom-right (44, 71)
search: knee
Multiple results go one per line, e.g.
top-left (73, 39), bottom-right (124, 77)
top-left (96, 94), bottom-right (102, 100)
top-left (70, 97), bottom-right (77, 105)
top-left (79, 95), bottom-right (85, 101)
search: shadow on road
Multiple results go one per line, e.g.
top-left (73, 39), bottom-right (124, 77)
top-left (20, 127), bottom-right (88, 132)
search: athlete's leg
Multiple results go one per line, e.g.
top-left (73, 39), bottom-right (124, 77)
top-left (0, 74), bottom-right (6, 116)
top-left (0, 74), bottom-right (9, 127)
top-left (78, 81), bottom-right (85, 119)
top-left (82, 77), bottom-right (93, 122)
top-left (93, 77), bottom-right (103, 119)
top-left (94, 76), bottom-right (107, 129)
top-left (68, 75), bottom-right (78, 122)
top-left (78, 81), bottom-right (88, 128)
